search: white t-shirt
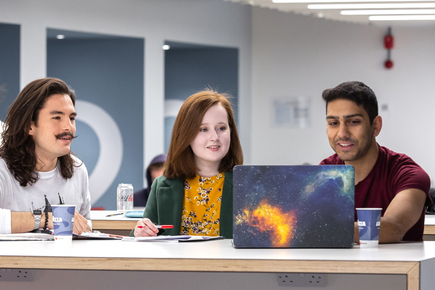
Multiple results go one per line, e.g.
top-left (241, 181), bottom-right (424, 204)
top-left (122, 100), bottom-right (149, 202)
top-left (0, 155), bottom-right (92, 234)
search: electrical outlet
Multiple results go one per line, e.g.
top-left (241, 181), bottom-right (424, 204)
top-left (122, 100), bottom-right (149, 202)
top-left (277, 273), bottom-right (326, 287)
top-left (0, 269), bottom-right (34, 281)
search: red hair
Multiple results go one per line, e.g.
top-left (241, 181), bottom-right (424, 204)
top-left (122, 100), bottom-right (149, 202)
top-left (164, 90), bottom-right (243, 179)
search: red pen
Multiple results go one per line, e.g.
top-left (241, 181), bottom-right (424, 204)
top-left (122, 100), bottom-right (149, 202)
top-left (137, 225), bottom-right (174, 229)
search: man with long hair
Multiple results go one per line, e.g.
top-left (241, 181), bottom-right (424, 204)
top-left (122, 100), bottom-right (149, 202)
top-left (0, 78), bottom-right (91, 234)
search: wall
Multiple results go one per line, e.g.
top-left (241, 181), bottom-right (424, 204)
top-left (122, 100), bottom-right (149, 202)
top-left (2, 0), bottom-right (434, 192)
top-left (0, 18), bottom-right (15, 151)
top-left (0, 23), bottom-right (20, 120)
top-left (47, 36), bottom-right (144, 208)
top-left (0, 0), bottom-right (252, 205)
top-left (164, 46), bottom-right (239, 153)
top-left (251, 8), bottom-right (435, 182)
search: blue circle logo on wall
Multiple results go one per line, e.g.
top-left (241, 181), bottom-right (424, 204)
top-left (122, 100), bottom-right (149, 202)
top-left (75, 100), bottom-right (123, 204)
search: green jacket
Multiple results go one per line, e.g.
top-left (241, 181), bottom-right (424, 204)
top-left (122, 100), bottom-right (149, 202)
top-left (139, 171), bottom-right (233, 238)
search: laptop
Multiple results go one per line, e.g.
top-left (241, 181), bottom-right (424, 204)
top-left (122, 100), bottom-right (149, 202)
top-left (232, 165), bottom-right (355, 248)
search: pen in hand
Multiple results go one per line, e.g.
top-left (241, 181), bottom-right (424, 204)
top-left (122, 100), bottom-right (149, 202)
top-left (137, 225), bottom-right (174, 229)
top-left (106, 213), bottom-right (124, 217)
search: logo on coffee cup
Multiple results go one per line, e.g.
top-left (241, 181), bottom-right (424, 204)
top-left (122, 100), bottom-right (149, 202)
top-left (53, 217), bottom-right (63, 222)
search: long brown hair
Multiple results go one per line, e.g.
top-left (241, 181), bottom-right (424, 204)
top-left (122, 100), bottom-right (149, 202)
top-left (0, 78), bottom-right (77, 187)
top-left (164, 90), bottom-right (243, 179)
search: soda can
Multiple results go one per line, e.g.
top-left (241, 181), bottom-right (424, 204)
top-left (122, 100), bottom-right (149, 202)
top-left (117, 183), bottom-right (134, 212)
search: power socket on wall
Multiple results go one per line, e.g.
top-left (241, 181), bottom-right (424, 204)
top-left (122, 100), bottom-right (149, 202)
top-left (277, 273), bottom-right (327, 287)
top-left (0, 269), bottom-right (34, 281)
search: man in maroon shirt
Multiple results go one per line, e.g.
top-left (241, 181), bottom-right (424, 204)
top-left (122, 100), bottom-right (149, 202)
top-left (320, 81), bottom-right (432, 243)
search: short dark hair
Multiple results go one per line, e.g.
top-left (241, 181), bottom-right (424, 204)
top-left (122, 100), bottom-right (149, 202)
top-left (0, 77), bottom-right (77, 186)
top-left (322, 81), bottom-right (378, 124)
top-left (148, 162), bottom-right (165, 172)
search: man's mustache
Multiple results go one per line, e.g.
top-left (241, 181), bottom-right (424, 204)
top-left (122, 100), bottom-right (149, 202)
top-left (55, 132), bottom-right (78, 139)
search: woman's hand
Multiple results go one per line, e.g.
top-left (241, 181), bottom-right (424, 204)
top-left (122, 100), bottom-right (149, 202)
top-left (134, 218), bottom-right (159, 237)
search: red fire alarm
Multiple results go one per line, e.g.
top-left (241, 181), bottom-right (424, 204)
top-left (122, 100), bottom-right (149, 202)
top-left (384, 27), bottom-right (394, 69)
top-left (384, 34), bottom-right (394, 50)
top-left (384, 59), bottom-right (393, 69)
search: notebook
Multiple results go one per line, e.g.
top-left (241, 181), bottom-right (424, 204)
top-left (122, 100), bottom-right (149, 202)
top-left (232, 165), bottom-right (355, 248)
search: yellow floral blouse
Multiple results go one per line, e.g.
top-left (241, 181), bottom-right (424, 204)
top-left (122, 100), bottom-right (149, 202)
top-left (180, 172), bottom-right (225, 236)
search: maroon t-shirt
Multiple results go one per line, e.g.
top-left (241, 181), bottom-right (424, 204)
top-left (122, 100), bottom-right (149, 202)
top-left (320, 145), bottom-right (431, 241)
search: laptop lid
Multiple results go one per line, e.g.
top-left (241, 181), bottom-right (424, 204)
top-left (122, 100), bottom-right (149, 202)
top-left (233, 165), bottom-right (355, 248)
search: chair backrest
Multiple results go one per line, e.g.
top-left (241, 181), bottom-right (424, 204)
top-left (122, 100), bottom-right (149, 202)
top-left (427, 188), bottom-right (435, 214)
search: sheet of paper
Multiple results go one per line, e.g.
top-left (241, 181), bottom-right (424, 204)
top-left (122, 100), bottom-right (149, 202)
top-left (0, 233), bottom-right (54, 241)
top-left (178, 236), bottom-right (224, 242)
top-left (123, 235), bottom-right (224, 242)
top-left (123, 235), bottom-right (191, 242)
top-left (73, 231), bottom-right (123, 240)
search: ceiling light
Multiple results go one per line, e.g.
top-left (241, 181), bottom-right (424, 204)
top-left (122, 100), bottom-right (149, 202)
top-left (56, 34), bottom-right (65, 40)
top-left (369, 14), bottom-right (435, 20)
top-left (275, 0), bottom-right (435, 3)
top-left (162, 45), bottom-right (170, 50)
top-left (342, 9), bottom-right (435, 15)
top-left (309, 3), bottom-right (435, 9)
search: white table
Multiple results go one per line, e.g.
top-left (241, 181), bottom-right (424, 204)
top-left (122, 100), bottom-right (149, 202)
top-left (0, 239), bottom-right (435, 290)
top-left (91, 210), bottom-right (141, 235)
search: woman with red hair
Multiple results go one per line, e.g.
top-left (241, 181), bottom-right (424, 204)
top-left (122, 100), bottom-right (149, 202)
top-left (133, 90), bottom-right (243, 238)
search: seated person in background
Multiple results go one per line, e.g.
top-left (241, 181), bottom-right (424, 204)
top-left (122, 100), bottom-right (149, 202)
top-left (134, 90), bottom-right (243, 238)
top-left (133, 154), bottom-right (166, 207)
top-left (0, 78), bottom-right (92, 234)
top-left (320, 81), bottom-right (432, 243)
